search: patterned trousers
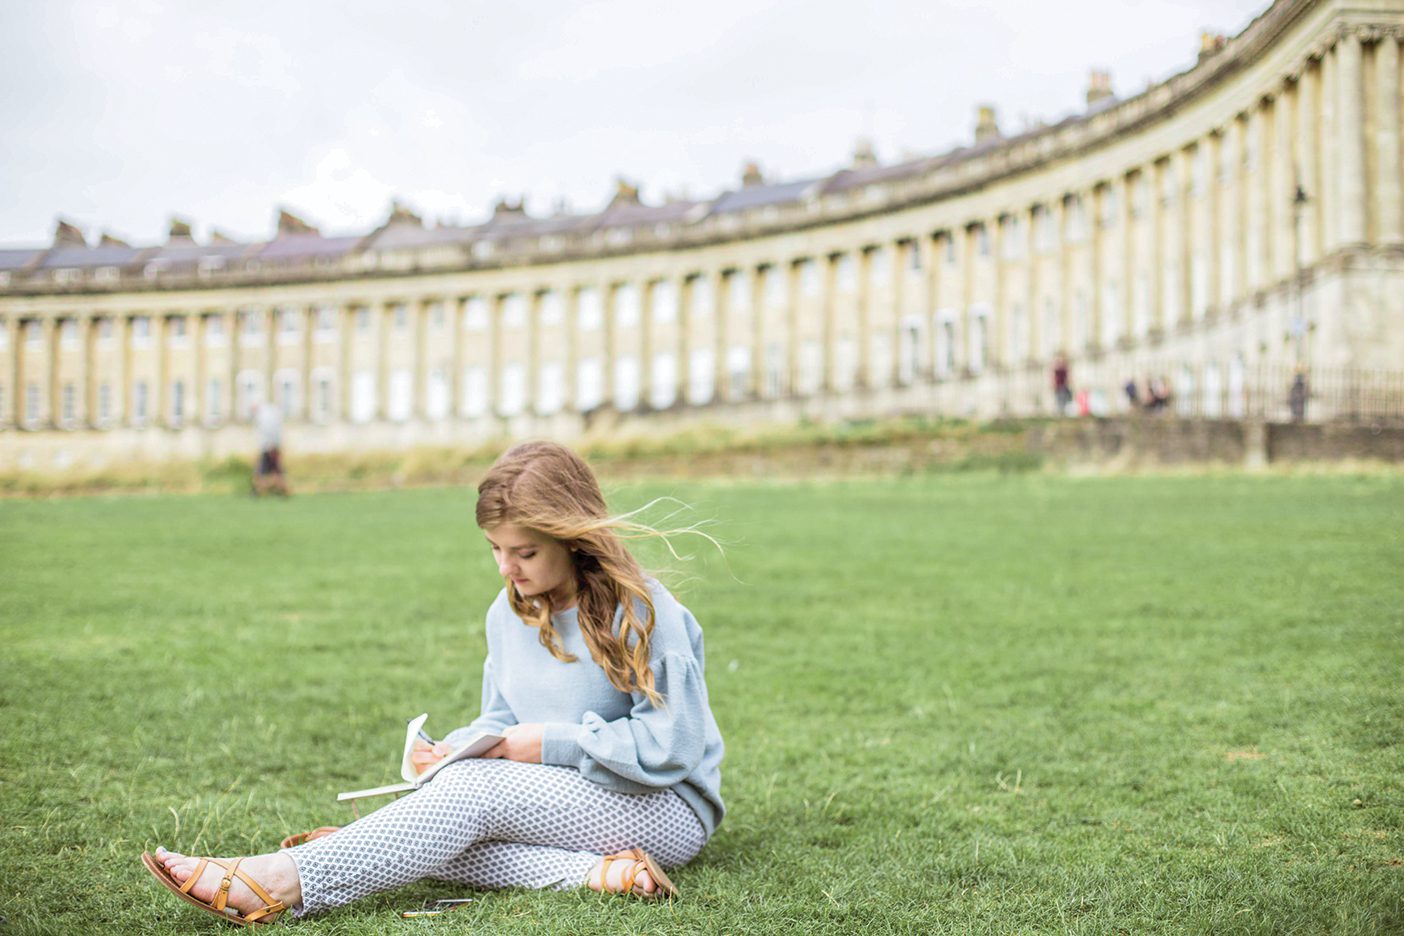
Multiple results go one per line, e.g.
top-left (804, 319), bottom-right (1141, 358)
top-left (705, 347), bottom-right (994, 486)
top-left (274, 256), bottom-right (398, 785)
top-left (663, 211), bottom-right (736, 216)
top-left (286, 759), bottom-right (709, 916)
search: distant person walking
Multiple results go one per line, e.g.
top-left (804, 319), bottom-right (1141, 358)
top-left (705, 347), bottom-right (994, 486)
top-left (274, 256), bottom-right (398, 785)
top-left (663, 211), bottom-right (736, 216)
top-left (1053, 356), bottom-right (1072, 416)
top-left (1289, 371), bottom-right (1308, 423)
top-left (253, 400), bottom-right (290, 496)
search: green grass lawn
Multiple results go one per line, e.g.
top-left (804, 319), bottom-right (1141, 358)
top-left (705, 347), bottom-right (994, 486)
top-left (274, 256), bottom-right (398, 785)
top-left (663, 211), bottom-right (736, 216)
top-left (1, 473), bottom-right (1401, 935)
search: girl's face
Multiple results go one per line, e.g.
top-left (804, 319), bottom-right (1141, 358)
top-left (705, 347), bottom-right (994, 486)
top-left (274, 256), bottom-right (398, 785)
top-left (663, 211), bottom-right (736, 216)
top-left (484, 523), bottom-right (576, 605)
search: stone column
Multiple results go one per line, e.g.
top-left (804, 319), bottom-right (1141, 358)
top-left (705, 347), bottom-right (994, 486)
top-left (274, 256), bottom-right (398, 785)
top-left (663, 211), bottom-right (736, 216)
top-left (489, 294), bottom-right (504, 418)
top-left (1225, 119), bottom-right (1245, 308)
top-left (990, 220), bottom-right (1007, 368)
top-left (677, 275), bottom-right (692, 405)
top-left (959, 226), bottom-right (975, 371)
top-left (1149, 162), bottom-right (1166, 335)
top-left (1024, 207), bottom-right (1039, 365)
top-left (890, 241), bottom-right (906, 385)
top-left (602, 285), bottom-right (616, 411)
top-left (152, 314), bottom-right (168, 427)
top-left (1297, 62), bottom-right (1322, 263)
top-left (923, 233), bottom-right (940, 379)
top-left (376, 304), bottom-right (393, 420)
top-left (749, 265), bottom-right (766, 398)
top-left (713, 272), bottom-right (730, 402)
top-left (1270, 90), bottom-right (1293, 284)
top-left (640, 280), bottom-right (655, 408)
top-left (821, 255), bottom-right (838, 393)
top-left (298, 305), bottom-right (314, 423)
top-left (857, 249), bottom-right (873, 387)
top-left (340, 304), bottom-right (356, 423)
top-left (47, 316), bottom-right (62, 428)
top-left (413, 299), bottom-right (430, 420)
top-left (3, 317), bottom-right (17, 426)
top-left (83, 314), bottom-right (99, 428)
top-left (1337, 31), bottom-right (1367, 245)
top-left (265, 306), bottom-right (278, 407)
top-left (1206, 131), bottom-right (1224, 313)
top-left (783, 262), bottom-right (800, 396)
top-left (1176, 147), bottom-right (1195, 328)
top-left (561, 289), bottom-right (577, 413)
top-left (1089, 189), bottom-right (1106, 350)
top-left (1120, 174), bottom-right (1134, 342)
top-left (1377, 34), bottom-right (1403, 244)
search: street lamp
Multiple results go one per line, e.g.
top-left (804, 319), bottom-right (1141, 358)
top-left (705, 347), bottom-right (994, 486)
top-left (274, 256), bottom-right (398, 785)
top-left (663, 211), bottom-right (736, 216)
top-left (1291, 183), bottom-right (1310, 367)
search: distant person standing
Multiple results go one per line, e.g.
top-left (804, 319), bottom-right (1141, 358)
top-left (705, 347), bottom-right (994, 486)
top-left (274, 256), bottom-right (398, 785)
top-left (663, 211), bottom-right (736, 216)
top-left (253, 400), bottom-right (290, 496)
top-left (1052, 356), bottom-right (1072, 416)
top-left (1289, 371), bottom-right (1308, 423)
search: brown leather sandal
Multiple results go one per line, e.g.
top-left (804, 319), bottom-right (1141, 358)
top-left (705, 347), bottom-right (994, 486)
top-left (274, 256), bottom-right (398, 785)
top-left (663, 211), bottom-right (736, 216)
top-left (141, 851), bottom-right (286, 927)
top-left (597, 848), bottom-right (679, 899)
top-left (278, 826), bottom-right (340, 849)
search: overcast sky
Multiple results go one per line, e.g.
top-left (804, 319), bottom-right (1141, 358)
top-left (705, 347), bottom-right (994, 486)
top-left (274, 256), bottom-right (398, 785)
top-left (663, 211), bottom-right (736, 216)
top-left (0, 0), bottom-right (1269, 248)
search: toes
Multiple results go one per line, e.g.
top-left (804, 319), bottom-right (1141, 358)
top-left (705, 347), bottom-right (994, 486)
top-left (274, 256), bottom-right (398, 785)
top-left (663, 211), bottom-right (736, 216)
top-left (635, 869), bottom-right (655, 895)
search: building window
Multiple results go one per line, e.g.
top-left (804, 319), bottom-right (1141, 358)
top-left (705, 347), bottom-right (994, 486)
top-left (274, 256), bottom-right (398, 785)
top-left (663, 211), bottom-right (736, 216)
top-left (313, 372), bottom-right (334, 422)
top-left (236, 371), bottom-right (262, 422)
top-left (25, 320), bottom-right (43, 347)
top-left (276, 370), bottom-right (301, 419)
top-left (168, 316), bottom-right (188, 347)
top-left (943, 233), bottom-right (957, 266)
top-left (536, 361), bottom-right (562, 415)
top-left (430, 302), bottom-right (446, 328)
top-left (464, 297), bottom-right (489, 332)
top-left (277, 308), bottom-right (300, 342)
top-left (726, 346), bottom-right (750, 399)
top-left (0, 319), bottom-right (8, 351)
top-left (426, 367), bottom-right (449, 420)
top-left (61, 382), bottom-right (76, 424)
top-left (974, 225), bottom-right (990, 257)
top-left (502, 294), bottom-right (527, 330)
top-left (132, 316), bottom-right (152, 348)
top-left (170, 379), bottom-right (185, 423)
top-left (132, 380), bottom-right (149, 425)
top-left (98, 382), bottom-right (112, 424)
top-left (727, 271), bottom-right (751, 311)
top-left (352, 370), bottom-right (376, 423)
top-left (356, 307), bottom-right (372, 332)
top-left (461, 366), bottom-right (488, 417)
top-left (612, 356), bottom-right (639, 410)
top-left (576, 357), bottom-right (602, 411)
top-left (969, 311), bottom-right (988, 373)
top-left (906, 241), bottom-right (922, 273)
top-left (58, 319), bottom-right (78, 349)
top-left (650, 352), bottom-right (676, 409)
top-left (869, 247), bottom-right (890, 283)
top-left (690, 277), bottom-right (714, 318)
top-left (388, 368), bottom-right (412, 421)
top-left (651, 281), bottom-right (677, 324)
top-left (576, 289), bottom-right (601, 332)
top-left (762, 267), bottom-right (786, 309)
top-left (25, 382), bottom-right (40, 425)
top-left (315, 306), bottom-right (337, 341)
top-left (539, 292), bottom-right (563, 327)
top-left (835, 255), bottom-right (856, 293)
top-left (392, 304), bottom-right (408, 331)
top-left (799, 260), bottom-right (820, 298)
top-left (239, 309), bottom-right (263, 345)
top-left (500, 362), bottom-right (526, 415)
top-left (688, 348), bottom-right (714, 404)
top-left (203, 314), bottom-right (224, 348)
top-left (614, 285), bottom-right (640, 328)
top-left (206, 378), bottom-right (222, 423)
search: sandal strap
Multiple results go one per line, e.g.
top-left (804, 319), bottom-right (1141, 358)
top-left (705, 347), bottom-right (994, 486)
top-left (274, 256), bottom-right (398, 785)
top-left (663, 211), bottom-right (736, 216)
top-left (178, 857), bottom-right (209, 897)
top-left (599, 854), bottom-right (644, 895)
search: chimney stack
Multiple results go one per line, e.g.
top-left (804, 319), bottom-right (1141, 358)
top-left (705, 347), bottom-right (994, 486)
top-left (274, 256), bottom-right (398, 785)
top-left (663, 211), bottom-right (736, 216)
top-left (1198, 31), bottom-right (1226, 63)
top-left (851, 138), bottom-right (877, 168)
top-left (741, 161), bottom-right (764, 187)
top-left (52, 218), bottom-right (87, 248)
top-left (1086, 70), bottom-right (1114, 108)
top-left (168, 217), bottom-right (194, 242)
top-left (974, 105), bottom-right (1000, 145)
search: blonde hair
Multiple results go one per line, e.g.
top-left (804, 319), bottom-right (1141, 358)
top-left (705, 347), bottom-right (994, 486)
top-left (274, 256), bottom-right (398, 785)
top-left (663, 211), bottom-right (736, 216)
top-left (476, 441), bottom-right (668, 706)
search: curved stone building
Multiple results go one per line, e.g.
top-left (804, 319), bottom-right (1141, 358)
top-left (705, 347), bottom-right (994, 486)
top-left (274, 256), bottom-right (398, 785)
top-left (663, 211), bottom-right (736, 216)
top-left (2, 0), bottom-right (1401, 470)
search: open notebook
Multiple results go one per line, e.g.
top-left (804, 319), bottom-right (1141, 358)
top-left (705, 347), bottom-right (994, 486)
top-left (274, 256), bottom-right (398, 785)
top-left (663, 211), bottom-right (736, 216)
top-left (337, 713), bottom-right (503, 802)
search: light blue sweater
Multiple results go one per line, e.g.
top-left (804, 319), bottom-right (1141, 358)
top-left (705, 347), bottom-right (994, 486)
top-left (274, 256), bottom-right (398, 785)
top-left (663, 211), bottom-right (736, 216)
top-left (444, 581), bottom-right (725, 837)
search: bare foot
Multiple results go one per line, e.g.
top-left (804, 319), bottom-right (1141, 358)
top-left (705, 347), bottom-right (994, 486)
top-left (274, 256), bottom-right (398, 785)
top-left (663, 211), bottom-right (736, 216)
top-left (154, 846), bottom-right (302, 918)
top-left (586, 855), bottom-right (656, 896)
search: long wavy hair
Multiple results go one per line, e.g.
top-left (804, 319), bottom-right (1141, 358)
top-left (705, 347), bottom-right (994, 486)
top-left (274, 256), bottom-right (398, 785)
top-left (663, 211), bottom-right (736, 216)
top-left (476, 441), bottom-right (667, 706)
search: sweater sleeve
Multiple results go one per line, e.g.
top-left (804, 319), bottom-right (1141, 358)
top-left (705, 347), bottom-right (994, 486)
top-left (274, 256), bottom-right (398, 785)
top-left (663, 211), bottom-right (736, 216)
top-left (441, 654), bottom-right (518, 747)
top-left (538, 650), bottom-right (707, 793)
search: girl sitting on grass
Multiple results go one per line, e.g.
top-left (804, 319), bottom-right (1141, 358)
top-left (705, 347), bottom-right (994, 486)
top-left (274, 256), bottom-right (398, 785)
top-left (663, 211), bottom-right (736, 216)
top-left (141, 440), bottom-right (724, 925)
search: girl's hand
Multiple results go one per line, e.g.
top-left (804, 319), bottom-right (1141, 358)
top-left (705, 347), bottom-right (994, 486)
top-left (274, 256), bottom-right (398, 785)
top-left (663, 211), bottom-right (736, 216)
top-left (410, 739), bottom-right (452, 775)
top-left (485, 724), bottom-right (543, 763)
